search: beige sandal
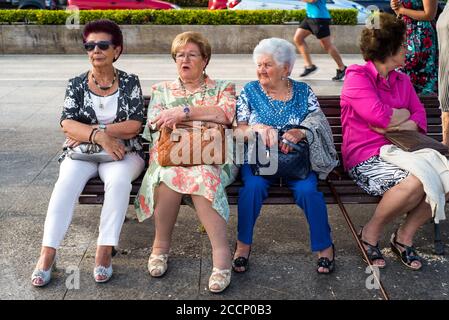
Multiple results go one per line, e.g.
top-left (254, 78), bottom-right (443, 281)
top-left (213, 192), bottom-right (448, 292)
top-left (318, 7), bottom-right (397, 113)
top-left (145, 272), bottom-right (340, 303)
top-left (208, 267), bottom-right (231, 293)
top-left (148, 253), bottom-right (169, 277)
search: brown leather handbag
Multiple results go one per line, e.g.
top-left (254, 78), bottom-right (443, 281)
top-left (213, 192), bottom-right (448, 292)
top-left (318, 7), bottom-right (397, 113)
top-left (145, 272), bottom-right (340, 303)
top-left (157, 121), bottom-right (227, 166)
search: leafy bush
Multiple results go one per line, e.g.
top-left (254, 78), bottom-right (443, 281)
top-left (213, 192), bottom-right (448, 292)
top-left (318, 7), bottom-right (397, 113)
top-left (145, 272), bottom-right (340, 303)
top-left (0, 9), bottom-right (357, 25)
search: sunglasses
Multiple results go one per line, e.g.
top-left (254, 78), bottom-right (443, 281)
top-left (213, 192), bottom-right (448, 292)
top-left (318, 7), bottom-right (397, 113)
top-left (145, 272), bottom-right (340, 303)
top-left (84, 41), bottom-right (113, 52)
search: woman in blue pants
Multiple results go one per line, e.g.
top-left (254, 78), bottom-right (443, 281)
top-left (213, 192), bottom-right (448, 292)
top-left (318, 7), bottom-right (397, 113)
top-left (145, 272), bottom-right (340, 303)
top-left (233, 37), bottom-right (338, 274)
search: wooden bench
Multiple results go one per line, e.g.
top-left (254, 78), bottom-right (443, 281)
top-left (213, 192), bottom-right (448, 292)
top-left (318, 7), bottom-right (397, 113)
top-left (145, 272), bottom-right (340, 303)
top-left (79, 95), bottom-right (445, 254)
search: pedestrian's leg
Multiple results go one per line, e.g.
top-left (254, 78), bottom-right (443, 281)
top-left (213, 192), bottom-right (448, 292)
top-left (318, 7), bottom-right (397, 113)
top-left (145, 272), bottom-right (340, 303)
top-left (319, 36), bottom-right (345, 70)
top-left (293, 28), bottom-right (314, 67)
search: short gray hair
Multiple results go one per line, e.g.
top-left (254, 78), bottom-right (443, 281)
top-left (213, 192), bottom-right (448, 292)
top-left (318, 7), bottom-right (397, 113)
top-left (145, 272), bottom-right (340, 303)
top-left (253, 38), bottom-right (297, 74)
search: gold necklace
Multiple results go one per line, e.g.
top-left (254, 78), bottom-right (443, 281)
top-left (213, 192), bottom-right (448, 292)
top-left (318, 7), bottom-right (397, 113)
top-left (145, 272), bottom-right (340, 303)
top-left (92, 69), bottom-right (117, 91)
top-left (260, 79), bottom-right (291, 114)
top-left (179, 76), bottom-right (208, 106)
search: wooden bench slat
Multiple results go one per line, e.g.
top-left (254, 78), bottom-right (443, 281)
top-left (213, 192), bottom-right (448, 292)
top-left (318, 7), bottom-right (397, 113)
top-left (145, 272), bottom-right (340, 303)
top-left (79, 95), bottom-right (441, 206)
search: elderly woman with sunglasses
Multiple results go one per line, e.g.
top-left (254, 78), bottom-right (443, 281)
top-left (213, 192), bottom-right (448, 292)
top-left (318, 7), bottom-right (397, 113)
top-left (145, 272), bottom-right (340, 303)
top-left (135, 31), bottom-right (237, 293)
top-left (31, 19), bottom-right (145, 286)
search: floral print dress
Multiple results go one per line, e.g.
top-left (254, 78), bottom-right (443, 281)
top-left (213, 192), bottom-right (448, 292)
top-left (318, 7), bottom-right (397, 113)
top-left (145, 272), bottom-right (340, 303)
top-left (134, 77), bottom-right (238, 222)
top-left (400, 0), bottom-right (438, 95)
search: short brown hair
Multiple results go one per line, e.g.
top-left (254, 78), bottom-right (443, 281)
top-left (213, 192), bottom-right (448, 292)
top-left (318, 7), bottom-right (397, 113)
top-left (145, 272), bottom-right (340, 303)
top-left (83, 19), bottom-right (123, 62)
top-left (359, 13), bottom-right (406, 63)
top-left (171, 31), bottom-right (211, 67)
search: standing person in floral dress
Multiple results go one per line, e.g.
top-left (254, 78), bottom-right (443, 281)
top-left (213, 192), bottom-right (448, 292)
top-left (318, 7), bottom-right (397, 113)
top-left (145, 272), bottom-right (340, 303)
top-left (391, 0), bottom-right (439, 95)
top-left (135, 31), bottom-right (238, 293)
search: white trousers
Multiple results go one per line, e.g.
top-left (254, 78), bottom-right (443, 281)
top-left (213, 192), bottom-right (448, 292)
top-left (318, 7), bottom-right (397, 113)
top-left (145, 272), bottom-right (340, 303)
top-left (42, 153), bottom-right (144, 249)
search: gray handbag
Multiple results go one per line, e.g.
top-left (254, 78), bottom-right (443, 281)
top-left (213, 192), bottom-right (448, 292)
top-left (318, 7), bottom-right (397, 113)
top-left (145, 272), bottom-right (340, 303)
top-left (66, 143), bottom-right (115, 163)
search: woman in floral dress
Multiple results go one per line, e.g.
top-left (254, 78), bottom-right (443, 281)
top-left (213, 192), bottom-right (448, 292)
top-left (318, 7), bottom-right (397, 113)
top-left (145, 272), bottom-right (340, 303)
top-left (135, 32), bottom-right (238, 293)
top-left (391, 0), bottom-right (439, 95)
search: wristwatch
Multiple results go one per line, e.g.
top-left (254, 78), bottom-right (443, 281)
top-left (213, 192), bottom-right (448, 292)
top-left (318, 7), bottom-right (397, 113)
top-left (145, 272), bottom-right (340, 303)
top-left (98, 124), bottom-right (107, 132)
top-left (183, 106), bottom-right (191, 120)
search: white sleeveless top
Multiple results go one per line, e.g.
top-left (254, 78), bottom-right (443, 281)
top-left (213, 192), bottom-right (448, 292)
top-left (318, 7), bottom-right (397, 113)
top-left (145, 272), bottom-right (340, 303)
top-left (90, 90), bottom-right (119, 124)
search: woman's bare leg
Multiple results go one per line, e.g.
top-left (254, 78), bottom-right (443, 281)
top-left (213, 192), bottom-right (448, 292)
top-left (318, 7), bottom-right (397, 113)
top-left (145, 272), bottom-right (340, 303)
top-left (151, 183), bottom-right (183, 255)
top-left (191, 195), bottom-right (231, 270)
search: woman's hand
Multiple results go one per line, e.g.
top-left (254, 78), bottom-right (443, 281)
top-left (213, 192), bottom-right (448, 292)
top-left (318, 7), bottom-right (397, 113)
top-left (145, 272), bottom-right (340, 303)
top-left (64, 137), bottom-right (82, 148)
top-left (280, 129), bottom-right (306, 154)
top-left (251, 124), bottom-right (278, 148)
top-left (369, 125), bottom-right (388, 135)
top-left (370, 119), bottom-right (419, 134)
top-left (392, 120), bottom-right (419, 131)
top-left (390, 0), bottom-right (403, 14)
top-left (94, 132), bottom-right (126, 161)
top-left (151, 107), bottom-right (185, 130)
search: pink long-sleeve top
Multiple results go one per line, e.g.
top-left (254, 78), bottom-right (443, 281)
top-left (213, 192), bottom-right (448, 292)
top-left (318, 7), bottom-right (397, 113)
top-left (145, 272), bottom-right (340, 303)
top-left (340, 61), bottom-right (427, 170)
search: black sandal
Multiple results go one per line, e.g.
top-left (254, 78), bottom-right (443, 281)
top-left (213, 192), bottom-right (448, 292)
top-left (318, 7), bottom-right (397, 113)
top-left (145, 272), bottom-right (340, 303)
top-left (317, 244), bottom-right (335, 274)
top-left (232, 243), bottom-right (251, 273)
top-left (390, 230), bottom-right (423, 271)
top-left (358, 227), bottom-right (386, 269)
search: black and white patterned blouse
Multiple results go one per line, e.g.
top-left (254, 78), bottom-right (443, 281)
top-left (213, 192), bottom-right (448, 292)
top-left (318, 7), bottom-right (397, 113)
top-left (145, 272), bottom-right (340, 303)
top-left (59, 69), bottom-right (145, 161)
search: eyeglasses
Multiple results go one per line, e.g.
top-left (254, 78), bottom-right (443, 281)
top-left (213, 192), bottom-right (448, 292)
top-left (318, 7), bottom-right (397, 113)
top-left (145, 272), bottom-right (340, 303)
top-left (84, 41), bottom-right (113, 52)
top-left (175, 52), bottom-right (202, 61)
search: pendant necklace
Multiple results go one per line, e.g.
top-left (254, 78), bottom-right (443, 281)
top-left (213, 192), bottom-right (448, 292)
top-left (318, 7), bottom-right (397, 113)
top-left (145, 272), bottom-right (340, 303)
top-left (179, 76), bottom-right (208, 106)
top-left (92, 69), bottom-right (117, 109)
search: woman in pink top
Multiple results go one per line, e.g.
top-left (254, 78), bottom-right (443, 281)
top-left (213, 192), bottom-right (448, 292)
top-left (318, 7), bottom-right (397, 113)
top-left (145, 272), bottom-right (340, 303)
top-left (340, 13), bottom-right (429, 271)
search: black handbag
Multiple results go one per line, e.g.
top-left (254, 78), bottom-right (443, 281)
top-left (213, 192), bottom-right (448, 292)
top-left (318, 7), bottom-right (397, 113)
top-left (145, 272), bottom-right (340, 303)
top-left (248, 125), bottom-right (313, 180)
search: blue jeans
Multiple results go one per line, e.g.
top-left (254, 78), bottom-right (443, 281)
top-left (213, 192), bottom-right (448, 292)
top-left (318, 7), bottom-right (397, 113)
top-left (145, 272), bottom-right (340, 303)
top-left (237, 164), bottom-right (332, 252)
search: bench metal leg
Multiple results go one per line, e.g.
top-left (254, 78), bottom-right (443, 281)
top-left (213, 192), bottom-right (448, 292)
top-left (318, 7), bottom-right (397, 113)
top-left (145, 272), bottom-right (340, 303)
top-left (326, 179), bottom-right (389, 300)
top-left (434, 222), bottom-right (445, 255)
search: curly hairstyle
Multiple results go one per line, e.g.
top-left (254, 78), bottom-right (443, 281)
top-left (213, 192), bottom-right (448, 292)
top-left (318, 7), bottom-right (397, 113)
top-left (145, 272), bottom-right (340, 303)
top-left (359, 13), bottom-right (406, 63)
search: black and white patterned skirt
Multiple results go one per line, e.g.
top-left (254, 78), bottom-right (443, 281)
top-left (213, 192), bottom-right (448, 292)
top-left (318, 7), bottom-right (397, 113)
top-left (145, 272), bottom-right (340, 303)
top-left (348, 155), bottom-right (409, 196)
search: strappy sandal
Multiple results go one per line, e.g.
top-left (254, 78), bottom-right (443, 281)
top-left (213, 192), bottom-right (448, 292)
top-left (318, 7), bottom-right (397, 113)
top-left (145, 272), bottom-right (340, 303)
top-left (31, 257), bottom-right (57, 287)
top-left (390, 230), bottom-right (423, 271)
top-left (209, 267), bottom-right (231, 293)
top-left (93, 264), bottom-right (113, 283)
top-left (148, 253), bottom-right (169, 277)
top-left (358, 227), bottom-right (386, 269)
top-left (317, 244), bottom-right (335, 274)
top-left (232, 243), bottom-right (251, 273)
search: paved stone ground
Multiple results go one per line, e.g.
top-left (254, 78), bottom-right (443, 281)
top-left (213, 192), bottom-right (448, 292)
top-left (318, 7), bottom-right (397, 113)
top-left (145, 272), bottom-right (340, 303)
top-left (0, 54), bottom-right (448, 301)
